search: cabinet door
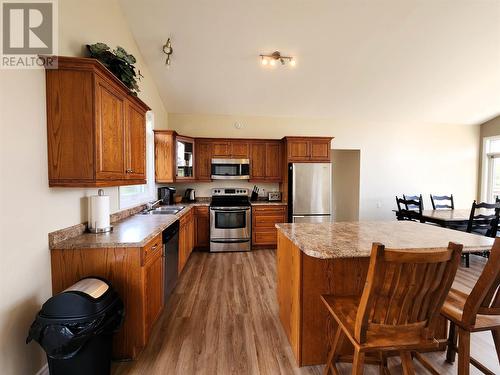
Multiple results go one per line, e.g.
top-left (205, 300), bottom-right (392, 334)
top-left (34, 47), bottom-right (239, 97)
top-left (178, 221), bottom-right (187, 274)
top-left (230, 141), bottom-right (249, 158)
top-left (195, 141), bottom-right (212, 181)
top-left (194, 207), bottom-right (210, 248)
top-left (265, 142), bottom-right (282, 181)
top-left (95, 79), bottom-right (126, 179)
top-left (250, 142), bottom-right (266, 180)
top-left (176, 136), bottom-right (195, 180)
top-left (287, 140), bottom-right (310, 161)
top-left (126, 104), bottom-right (146, 180)
top-left (310, 139), bottom-right (331, 161)
top-left (212, 142), bottom-right (231, 158)
top-left (144, 254), bottom-right (164, 340)
top-left (154, 131), bottom-right (175, 183)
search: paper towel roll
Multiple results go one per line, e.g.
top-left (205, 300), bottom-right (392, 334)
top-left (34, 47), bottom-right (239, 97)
top-left (89, 189), bottom-right (110, 231)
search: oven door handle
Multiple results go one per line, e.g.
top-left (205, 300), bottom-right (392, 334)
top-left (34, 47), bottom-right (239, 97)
top-left (210, 239), bottom-right (250, 243)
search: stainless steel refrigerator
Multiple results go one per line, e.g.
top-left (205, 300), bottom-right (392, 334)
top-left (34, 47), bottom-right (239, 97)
top-left (288, 163), bottom-right (332, 223)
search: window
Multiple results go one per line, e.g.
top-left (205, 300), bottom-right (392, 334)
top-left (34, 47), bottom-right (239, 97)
top-left (481, 136), bottom-right (500, 203)
top-left (119, 112), bottom-right (155, 208)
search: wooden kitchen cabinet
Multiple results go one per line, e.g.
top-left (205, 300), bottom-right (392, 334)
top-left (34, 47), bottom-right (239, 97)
top-left (50, 233), bottom-right (164, 360)
top-left (154, 130), bottom-right (175, 183)
top-left (178, 209), bottom-right (195, 274)
top-left (194, 206), bottom-right (210, 249)
top-left (284, 137), bottom-right (332, 162)
top-left (250, 141), bottom-right (282, 182)
top-left (252, 205), bottom-right (287, 248)
top-left (195, 140), bottom-right (212, 181)
top-left (211, 140), bottom-right (249, 159)
top-left (45, 56), bottom-right (150, 187)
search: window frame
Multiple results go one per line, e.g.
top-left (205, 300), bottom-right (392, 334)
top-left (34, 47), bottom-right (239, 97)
top-left (481, 135), bottom-right (500, 203)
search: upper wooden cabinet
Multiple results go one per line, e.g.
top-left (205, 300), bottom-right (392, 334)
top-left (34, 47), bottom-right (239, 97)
top-left (212, 140), bottom-right (249, 159)
top-left (154, 131), bottom-right (195, 183)
top-left (250, 141), bottom-right (282, 182)
top-left (154, 130), bottom-right (175, 183)
top-left (284, 137), bottom-right (333, 162)
top-left (195, 140), bottom-right (212, 181)
top-left (45, 56), bottom-right (150, 187)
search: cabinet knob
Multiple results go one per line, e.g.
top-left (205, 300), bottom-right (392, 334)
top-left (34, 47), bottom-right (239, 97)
top-left (126, 169), bottom-right (133, 173)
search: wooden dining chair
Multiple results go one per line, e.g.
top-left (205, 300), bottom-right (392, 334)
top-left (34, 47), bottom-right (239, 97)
top-left (404, 194), bottom-right (424, 211)
top-left (464, 201), bottom-right (500, 267)
top-left (396, 195), bottom-right (423, 222)
top-left (440, 238), bottom-right (500, 375)
top-left (321, 241), bottom-right (463, 375)
top-left (430, 194), bottom-right (454, 210)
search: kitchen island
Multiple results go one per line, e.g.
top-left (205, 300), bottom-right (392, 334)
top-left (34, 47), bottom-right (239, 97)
top-left (275, 221), bottom-right (494, 366)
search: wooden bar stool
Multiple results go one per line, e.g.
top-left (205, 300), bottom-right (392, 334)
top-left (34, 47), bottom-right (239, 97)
top-left (440, 240), bottom-right (500, 375)
top-left (321, 241), bottom-right (462, 375)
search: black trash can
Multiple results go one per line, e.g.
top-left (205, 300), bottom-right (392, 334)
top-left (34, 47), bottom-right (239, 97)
top-left (27, 277), bottom-right (124, 375)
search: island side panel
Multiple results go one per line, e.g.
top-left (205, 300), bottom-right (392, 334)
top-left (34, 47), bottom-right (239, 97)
top-left (50, 247), bottom-right (144, 359)
top-left (276, 232), bottom-right (302, 363)
top-left (301, 251), bottom-right (370, 365)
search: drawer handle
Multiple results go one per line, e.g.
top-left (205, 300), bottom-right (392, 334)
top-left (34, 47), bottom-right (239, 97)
top-left (126, 169), bottom-right (134, 173)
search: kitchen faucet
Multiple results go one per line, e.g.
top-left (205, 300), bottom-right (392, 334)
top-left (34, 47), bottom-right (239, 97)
top-left (146, 200), bottom-right (163, 211)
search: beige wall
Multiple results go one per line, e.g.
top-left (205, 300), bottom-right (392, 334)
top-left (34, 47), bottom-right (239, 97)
top-left (0, 1), bottom-right (167, 374)
top-left (478, 115), bottom-right (500, 200)
top-left (169, 113), bottom-right (480, 218)
top-left (332, 150), bottom-right (360, 221)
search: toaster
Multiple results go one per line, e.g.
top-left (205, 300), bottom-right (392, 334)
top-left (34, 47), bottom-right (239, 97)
top-left (268, 192), bottom-right (282, 201)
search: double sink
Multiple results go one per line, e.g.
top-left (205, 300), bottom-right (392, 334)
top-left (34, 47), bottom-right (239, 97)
top-left (140, 206), bottom-right (185, 215)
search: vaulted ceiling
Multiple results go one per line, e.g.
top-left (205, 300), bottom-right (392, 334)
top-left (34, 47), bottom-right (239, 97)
top-left (120, 0), bottom-right (500, 125)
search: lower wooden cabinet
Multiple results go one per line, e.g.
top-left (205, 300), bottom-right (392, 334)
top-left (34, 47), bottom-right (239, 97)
top-left (179, 208), bottom-right (195, 274)
top-left (252, 205), bottom-right (287, 248)
top-left (50, 233), bottom-right (164, 360)
top-left (194, 206), bottom-right (210, 249)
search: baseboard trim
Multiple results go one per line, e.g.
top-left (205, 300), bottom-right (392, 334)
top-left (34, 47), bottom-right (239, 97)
top-left (35, 363), bottom-right (48, 375)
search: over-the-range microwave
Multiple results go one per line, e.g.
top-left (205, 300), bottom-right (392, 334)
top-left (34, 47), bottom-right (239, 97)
top-left (211, 158), bottom-right (250, 180)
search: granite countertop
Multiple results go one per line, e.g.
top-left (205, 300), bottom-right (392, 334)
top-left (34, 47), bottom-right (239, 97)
top-left (276, 221), bottom-right (494, 259)
top-left (250, 201), bottom-right (287, 206)
top-left (51, 202), bottom-right (209, 250)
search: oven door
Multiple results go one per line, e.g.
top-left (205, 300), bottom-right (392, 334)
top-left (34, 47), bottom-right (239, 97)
top-left (210, 206), bottom-right (251, 239)
top-left (211, 159), bottom-right (250, 180)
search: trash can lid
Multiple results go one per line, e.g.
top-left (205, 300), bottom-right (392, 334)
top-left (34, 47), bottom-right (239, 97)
top-left (63, 278), bottom-right (109, 299)
top-left (40, 278), bottom-right (118, 320)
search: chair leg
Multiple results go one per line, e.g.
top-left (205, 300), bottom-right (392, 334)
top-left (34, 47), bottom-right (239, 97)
top-left (458, 327), bottom-right (471, 375)
top-left (378, 351), bottom-right (388, 375)
top-left (446, 321), bottom-right (458, 363)
top-left (492, 328), bottom-right (500, 365)
top-left (400, 351), bottom-right (415, 375)
top-left (323, 326), bottom-right (345, 375)
top-left (465, 253), bottom-right (470, 268)
top-left (352, 348), bottom-right (365, 375)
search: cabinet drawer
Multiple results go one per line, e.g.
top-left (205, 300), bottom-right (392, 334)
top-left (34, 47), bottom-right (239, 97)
top-left (254, 215), bottom-right (286, 228)
top-left (253, 229), bottom-right (278, 246)
top-left (253, 205), bottom-right (286, 214)
top-left (143, 234), bottom-right (162, 265)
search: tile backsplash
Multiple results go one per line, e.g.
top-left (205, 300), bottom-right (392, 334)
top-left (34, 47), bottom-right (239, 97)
top-left (159, 181), bottom-right (280, 199)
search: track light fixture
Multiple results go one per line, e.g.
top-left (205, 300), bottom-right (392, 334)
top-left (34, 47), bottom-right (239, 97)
top-left (162, 38), bottom-right (173, 66)
top-left (260, 51), bottom-right (295, 67)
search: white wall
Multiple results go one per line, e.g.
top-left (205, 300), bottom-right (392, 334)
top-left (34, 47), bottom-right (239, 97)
top-left (0, 1), bottom-right (167, 374)
top-left (332, 150), bottom-right (360, 221)
top-left (169, 113), bottom-right (480, 219)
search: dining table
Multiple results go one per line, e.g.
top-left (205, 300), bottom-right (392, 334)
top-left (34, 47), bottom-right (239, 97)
top-left (420, 209), bottom-right (471, 227)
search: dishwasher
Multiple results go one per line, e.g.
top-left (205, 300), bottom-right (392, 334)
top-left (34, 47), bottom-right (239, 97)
top-left (162, 221), bottom-right (179, 302)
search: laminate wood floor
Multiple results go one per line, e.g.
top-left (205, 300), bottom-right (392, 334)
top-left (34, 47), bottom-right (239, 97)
top-left (112, 250), bottom-right (499, 375)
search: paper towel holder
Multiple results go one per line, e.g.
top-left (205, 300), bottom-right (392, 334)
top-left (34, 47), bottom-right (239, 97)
top-left (87, 189), bottom-right (113, 234)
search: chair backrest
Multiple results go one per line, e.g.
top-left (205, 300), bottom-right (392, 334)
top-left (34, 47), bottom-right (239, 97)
top-left (403, 194), bottom-right (424, 211)
top-left (354, 242), bottom-right (463, 343)
top-left (430, 194), bottom-right (454, 210)
top-left (466, 200), bottom-right (500, 238)
top-left (396, 195), bottom-right (423, 221)
top-left (461, 238), bottom-right (500, 326)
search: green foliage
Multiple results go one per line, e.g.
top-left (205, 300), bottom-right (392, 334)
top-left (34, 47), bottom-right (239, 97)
top-left (86, 43), bottom-right (143, 95)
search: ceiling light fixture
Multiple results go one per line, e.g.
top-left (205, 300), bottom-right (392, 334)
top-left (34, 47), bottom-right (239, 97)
top-left (259, 51), bottom-right (295, 67)
top-left (162, 38), bottom-right (173, 65)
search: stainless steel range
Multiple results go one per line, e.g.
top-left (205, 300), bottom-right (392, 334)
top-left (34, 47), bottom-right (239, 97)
top-left (210, 188), bottom-right (251, 252)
